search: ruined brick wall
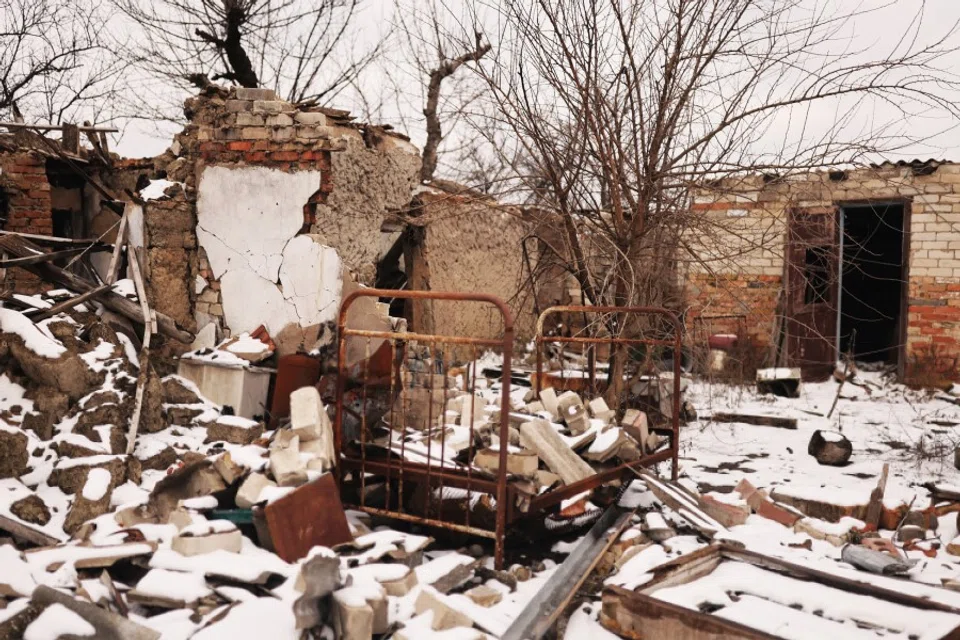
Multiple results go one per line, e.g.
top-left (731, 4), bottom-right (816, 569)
top-left (420, 191), bottom-right (535, 350)
top-left (146, 86), bottom-right (419, 353)
top-left (142, 186), bottom-right (198, 334)
top-left (0, 150), bottom-right (52, 293)
top-left (683, 163), bottom-right (960, 381)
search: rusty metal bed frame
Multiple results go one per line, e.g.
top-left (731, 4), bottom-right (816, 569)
top-left (335, 288), bottom-right (516, 568)
top-left (334, 293), bottom-right (684, 568)
top-left (533, 305), bottom-right (683, 481)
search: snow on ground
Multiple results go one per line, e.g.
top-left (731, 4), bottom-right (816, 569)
top-left (584, 371), bottom-right (960, 637)
top-left (681, 372), bottom-right (960, 506)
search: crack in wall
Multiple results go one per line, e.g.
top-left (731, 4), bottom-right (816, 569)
top-left (196, 165), bottom-right (343, 335)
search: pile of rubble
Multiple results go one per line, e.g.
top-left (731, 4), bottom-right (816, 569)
top-left (0, 290), bottom-right (573, 639)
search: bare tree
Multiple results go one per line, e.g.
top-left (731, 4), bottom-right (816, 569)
top-left (112, 0), bottom-right (383, 117)
top-left (386, 1), bottom-right (491, 333)
top-left (0, 0), bottom-right (123, 125)
top-left (468, 0), bottom-right (960, 404)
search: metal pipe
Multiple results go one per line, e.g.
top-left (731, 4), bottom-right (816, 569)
top-left (500, 505), bottom-right (636, 640)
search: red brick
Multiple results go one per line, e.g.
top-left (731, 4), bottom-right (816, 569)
top-left (270, 151), bottom-right (299, 161)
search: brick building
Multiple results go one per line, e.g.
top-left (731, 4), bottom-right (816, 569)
top-left (683, 160), bottom-right (960, 384)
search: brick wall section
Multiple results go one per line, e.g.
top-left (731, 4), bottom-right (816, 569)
top-left (0, 151), bottom-right (53, 293)
top-left (684, 162), bottom-right (960, 382)
top-left (0, 151), bottom-right (53, 235)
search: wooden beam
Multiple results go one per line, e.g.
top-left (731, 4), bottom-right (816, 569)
top-left (0, 235), bottom-right (193, 343)
top-left (0, 247), bottom-right (87, 267)
top-left (710, 412), bottom-right (797, 429)
top-left (106, 205), bottom-right (130, 285)
top-left (32, 284), bottom-right (113, 321)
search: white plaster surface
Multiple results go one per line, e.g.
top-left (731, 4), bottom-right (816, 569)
top-left (197, 166), bottom-right (321, 281)
top-left (196, 166), bottom-right (344, 335)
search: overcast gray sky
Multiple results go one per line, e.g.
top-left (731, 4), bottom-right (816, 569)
top-left (112, 0), bottom-right (960, 165)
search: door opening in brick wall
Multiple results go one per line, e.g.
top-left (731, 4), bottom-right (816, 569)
top-left (838, 202), bottom-right (906, 365)
top-left (375, 231), bottom-right (407, 317)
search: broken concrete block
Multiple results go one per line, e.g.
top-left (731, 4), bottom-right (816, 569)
top-left (519, 419), bottom-right (595, 485)
top-left (449, 393), bottom-right (486, 425)
top-left (0, 427), bottom-right (28, 479)
top-left (236, 472), bottom-right (276, 508)
top-left (587, 397), bottom-right (616, 423)
top-left (270, 434), bottom-right (308, 486)
top-left (9, 493), bottom-right (50, 526)
top-left (146, 459), bottom-right (228, 520)
top-left (556, 391), bottom-right (588, 434)
top-left (808, 430), bottom-right (853, 466)
top-left (212, 451), bottom-right (246, 485)
top-left (472, 448), bottom-right (539, 476)
top-left (897, 525), bottom-right (925, 543)
top-left (64, 468), bottom-right (114, 535)
top-left (206, 415), bottom-right (264, 445)
top-left (414, 588), bottom-right (474, 631)
top-left (539, 386), bottom-right (560, 418)
top-left (465, 584), bottom-right (503, 607)
top-left (393, 387), bottom-right (448, 430)
top-left (643, 512), bottom-right (675, 542)
top-left (379, 566), bottom-right (418, 596)
top-left (171, 521), bottom-right (243, 556)
top-left (622, 409), bottom-right (649, 447)
top-left (290, 386), bottom-right (325, 440)
top-left (584, 427), bottom-right (632, 462)
top-left (332, 584), bottom-right (388, 639)
top-left (526, 400), bottom-right (545, 414)
top-left (47, 455), bottom-right (127, 493)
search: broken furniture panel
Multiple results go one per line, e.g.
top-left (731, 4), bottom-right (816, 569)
top-left (177, 356), bottom-right (272, 419)
top-left (600, 543), bottom-right (960, 639)
top-left (259, 473), bottom-right (353, 562)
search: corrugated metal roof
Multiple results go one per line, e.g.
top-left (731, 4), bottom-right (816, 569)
top-left (869, 158), bottom-right (953, 170)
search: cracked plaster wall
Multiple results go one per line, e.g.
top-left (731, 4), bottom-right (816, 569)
top-left (310, 128), bottom-right (420, 282)
top-left (422, 193), bottom-right (536, 353)
top-left (196, 165), bottom-right (343, 345)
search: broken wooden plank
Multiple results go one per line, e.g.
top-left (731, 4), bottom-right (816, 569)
top-left (32, 585), bottom-right (160, 640)
top-left (106, 204), bottom-right (131, 284)
top-left (518, 419), bottom-right (595, 485)
top-left (601, 584), bottom-right (771, 640)
top-left (0, 513), bottom-right (60, 546)
top-left (501, 505), bottom-right (635, 640)
top-left (710, 412), bottom-right (797, 429)
top-left (636, 471), bottom-right (726, 538)
top-left (864, 463), bottom-right (890, 529)
top-left (32, 284), bottom-right (113, 321)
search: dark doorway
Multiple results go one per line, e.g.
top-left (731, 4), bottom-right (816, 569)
top-left (838, 203), bottom-right (906, 364)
